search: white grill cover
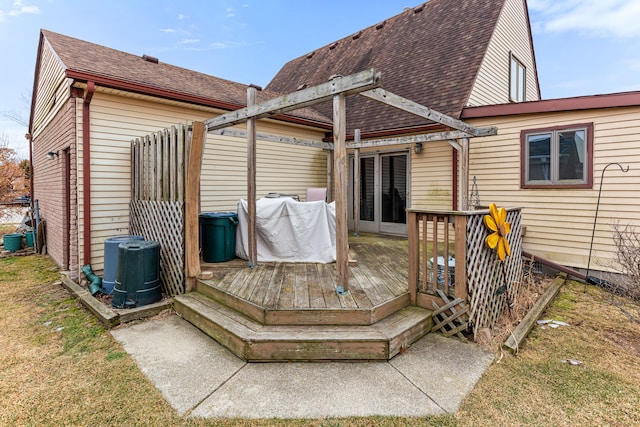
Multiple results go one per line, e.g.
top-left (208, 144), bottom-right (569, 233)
top-left (236, 198), bottom-right (336, 263)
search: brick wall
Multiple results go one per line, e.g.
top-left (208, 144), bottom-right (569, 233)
top-left (32, 98), bottom-right (78, 278)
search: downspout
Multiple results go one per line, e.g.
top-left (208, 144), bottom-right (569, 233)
top-left (82, 82), bottom-right (95, 266)
top-left (452, 146), bottom-right (458, 210)
top-left (25, 132), bottom-right (34, 205)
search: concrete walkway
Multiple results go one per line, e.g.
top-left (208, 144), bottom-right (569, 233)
top-left (111, 314), bottom-right (494, 419)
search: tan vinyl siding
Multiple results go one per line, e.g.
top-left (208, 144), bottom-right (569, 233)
top-left (467, 0), bottom-right (539, 106)
top-left (32, 39), bottom-right (69, 136)
top-left (201, 121), bottom-right (327, 212)
top-left (467, 106), bottom-right (640, 271)
top-left (410, 141), bottom-right (454, 210)
top-left (77, 91), bottom-right (327, 270)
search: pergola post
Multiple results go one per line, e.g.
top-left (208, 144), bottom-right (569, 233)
top-left (353, 129), bottom-right (361, 236)
top-left (185, 121), bottom-right (205, 291)
top-left (333, 90), bottom-right (349, 294)
top-left (247, 86), bottom-right (258, 267)
top-left (459, 137), bottom-right (469, 210)
top-left (326, 149), bottom-right (334, 202)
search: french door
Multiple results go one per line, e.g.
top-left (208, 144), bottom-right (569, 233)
top-left (348, 152), bottom-right (409, 235)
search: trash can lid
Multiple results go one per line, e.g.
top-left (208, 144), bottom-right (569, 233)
top-left (199, 212), bottom-right (237, 218)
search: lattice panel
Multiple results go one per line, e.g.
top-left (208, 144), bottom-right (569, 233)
top-left (431, 289), bottom-right (469, 339)
top-left (130, 200), bottom-right (185, 296)
top-left (466, 209), bottom-right (523, 337)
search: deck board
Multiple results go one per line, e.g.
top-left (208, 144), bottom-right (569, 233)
top-left (277, 264), bottom-right (295, 309)
top-left (307, 264), bottom-right (325, 308)
top-left (294, 264), bottom-right (310, 309)
top-left (316, 263), bottom-right (342, 308)
top-left (199, 233), bottom-right (410, 312)
top-left (263, 263), bottom-right (284, 309)
top-left (249, 263), bottom-right (274, 305)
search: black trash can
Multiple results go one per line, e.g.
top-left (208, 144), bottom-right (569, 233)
top-left (103, 235), bottom-right (144, 294)
top-left (112, 240), bottom-right (162, 308)
top-left (199, 212), bottom-right (238, 263)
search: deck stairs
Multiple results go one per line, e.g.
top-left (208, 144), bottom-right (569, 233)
top-left (174, 279), bottom-right (433, 362)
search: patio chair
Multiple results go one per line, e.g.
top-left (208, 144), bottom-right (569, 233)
top-left (306, 187), bottom-right (327, 202)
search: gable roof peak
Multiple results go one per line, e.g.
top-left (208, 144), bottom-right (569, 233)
top-left (267, 0), bottom-right (509, 133)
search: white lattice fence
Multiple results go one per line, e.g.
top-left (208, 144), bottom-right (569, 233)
top-left (130, 200), bottom-right (185, 296)
top-left (466, 209), bottom-right (523, 336)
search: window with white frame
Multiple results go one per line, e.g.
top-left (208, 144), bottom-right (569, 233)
top-left (509, 53), bottom-right (525, 102)
top-left (521, 123), bottom-right (593, 188)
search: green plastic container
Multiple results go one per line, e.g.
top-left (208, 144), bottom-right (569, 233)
top-left (25, 230), bottom-right (34, 248)
top-left (3, 233), bottom-right (22, 252)
top-left (112, 240), bottom-right (162, 308)
top-left (199, 212), bottom-right (238, 263)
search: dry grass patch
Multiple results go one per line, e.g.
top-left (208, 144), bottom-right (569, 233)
top-left (456, 280), bottom-right (640, 426)
top-left (2, 253), bottom-right (640, 426)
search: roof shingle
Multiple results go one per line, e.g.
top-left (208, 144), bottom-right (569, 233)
top-left (267, 0), bottom-right (506, 134)
top-left (41, 29), bottom-right (331, 126)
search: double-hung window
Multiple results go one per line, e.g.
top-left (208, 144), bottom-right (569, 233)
top-left (509, 53), bottom-right (526, 102)
top-left (521, 123), bottom-right (593, 188)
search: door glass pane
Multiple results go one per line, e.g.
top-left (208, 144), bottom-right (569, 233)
top-left (360, 157), bottom-right (375, 221)
top-left (558, 130), bottom-right (585, 181)
top-left (381, 155), bottom-right (407, 224)
top-left (527, 133), bottom-right (551, 181)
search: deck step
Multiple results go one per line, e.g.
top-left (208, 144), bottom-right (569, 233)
top-left (174, 292), bottom-right (433, 362)
top-left (196, 278), bottom-right (411, 326)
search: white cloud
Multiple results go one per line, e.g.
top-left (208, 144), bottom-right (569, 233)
top-left (160, 28), bottom-right (176, 33)
top-left (178, 38), bottom-right (200, 45)
top-left (177, 13), bottom-right (186, 20)
top-left (7, 0), bottom-right (39, 17)
top-left (529, 0), bottom-right (640, 38)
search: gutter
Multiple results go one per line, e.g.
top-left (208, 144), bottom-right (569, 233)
top-left (82, 81), bottom-right (95, 266)
top-left (66, 70), bottom-right (332, 131)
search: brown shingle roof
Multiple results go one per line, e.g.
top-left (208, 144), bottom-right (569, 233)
top-left (40, 30), bottom-right (331, 126)
top-left (267, 0), bottom-right (506, 134)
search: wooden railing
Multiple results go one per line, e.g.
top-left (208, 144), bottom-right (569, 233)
top-left (407, 210), bottom-right (468, 305)
top-left (407, 207), bottom-right (523, 336)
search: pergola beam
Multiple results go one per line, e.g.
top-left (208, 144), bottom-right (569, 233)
top-left (346, 130), bottom-right (470, 149)
top-left (361, 88), bottom-right (497, 137)
top-left (211, 128), bottom-right (333, 150)
top-left (205, 68), bottom-right (382, 132)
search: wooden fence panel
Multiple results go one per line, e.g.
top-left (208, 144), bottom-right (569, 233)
top-left (130, 125), bottom-right (190, 296)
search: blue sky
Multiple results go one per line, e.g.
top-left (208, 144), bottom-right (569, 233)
top-left (1, 0), bottom-right (639, 159)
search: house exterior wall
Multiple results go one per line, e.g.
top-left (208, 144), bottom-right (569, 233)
top-left (410, 141), bottom-right (455, 210)
top-left (466, 106), bottom-right (640, 271)
top-left (32, 97), bottom-right (78, 274)
top-left (467, 0), bottom-right (540, 106)
top-left (76, 89), bottom-right (327, 272)
top-left (201, 120), bottom-right (328, 212)
top-left (31, 38), bottom-right (69, 137)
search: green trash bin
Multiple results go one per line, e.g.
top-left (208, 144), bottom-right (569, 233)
top-left (199, 212), bottom-right (238, 263)
top-left (25, 230), bottom-right (35, 248)
top-left (3, 233), bottom-right (22, 252)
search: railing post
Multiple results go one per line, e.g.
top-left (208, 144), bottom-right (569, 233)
top-left (407, 211), bottom-right (419, 304)
top-left (454, 214), bottom-right (468, 301)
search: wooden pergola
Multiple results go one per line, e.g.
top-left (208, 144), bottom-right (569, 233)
top-left (183, 68), bottom-right (497, 294)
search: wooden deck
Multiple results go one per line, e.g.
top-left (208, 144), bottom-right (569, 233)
top-left (198, 233), bottom-right (409, 314)
top-left (173, 233), bottom-right (434, 361)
